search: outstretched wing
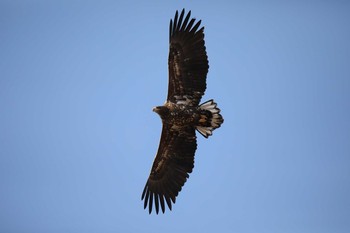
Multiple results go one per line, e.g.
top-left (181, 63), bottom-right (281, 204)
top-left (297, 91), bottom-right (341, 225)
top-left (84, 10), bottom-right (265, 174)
top-left (168, 9), bottom-right (209, 106)
top-left (141, 125), bottom-right (197, 214)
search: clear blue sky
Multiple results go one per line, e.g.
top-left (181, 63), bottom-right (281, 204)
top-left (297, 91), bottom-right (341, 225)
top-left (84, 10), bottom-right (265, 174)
top-left (1, 1), bottom-right (350, 232)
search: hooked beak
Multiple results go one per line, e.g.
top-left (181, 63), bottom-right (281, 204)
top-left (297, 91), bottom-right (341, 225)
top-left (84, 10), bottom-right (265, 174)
top-left (152, 106), bottom-right (162, 114)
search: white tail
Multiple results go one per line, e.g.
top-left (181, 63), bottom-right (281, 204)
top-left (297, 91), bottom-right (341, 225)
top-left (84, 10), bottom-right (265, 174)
top-left (196, 99), bottom-right (223, 138)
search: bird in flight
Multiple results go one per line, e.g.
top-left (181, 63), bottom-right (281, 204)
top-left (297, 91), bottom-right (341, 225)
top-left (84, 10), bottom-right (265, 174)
top-left (141, 9), bottom-right (224, 214)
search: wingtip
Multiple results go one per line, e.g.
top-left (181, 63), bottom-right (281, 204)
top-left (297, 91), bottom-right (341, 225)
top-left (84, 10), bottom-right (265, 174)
top-left (155, 194), bottom-right (160, 214)
top-left (141, 183), bottom-right (147, 200)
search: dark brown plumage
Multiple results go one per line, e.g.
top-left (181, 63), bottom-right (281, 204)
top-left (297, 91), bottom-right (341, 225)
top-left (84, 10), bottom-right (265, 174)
top-left (141, 9), bottom-right (223, 214)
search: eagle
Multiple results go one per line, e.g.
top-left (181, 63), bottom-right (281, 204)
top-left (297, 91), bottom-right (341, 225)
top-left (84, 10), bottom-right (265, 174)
top-left (141, 9), bottom-right (224, 214)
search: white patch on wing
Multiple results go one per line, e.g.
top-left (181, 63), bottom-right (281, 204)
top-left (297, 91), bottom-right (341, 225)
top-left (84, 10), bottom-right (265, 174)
top-left (175, 62), bottom-right (181, 76)
top-left (174, 95), bottom-right (193, 105)
top-left (171, 125), bottom-right (182, 131)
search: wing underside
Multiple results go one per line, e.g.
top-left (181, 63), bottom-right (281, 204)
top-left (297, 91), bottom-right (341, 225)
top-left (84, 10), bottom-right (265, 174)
top-left (141, 125), bottom-right (197, 214)
top-left (168, 9), bottom-right (209, 105)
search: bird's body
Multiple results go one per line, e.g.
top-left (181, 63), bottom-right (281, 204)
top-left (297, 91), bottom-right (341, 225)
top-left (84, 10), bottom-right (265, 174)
top-left (154, 99), bottom-right (222, 137)
top-left (154, 102), bottom-right (198, 128)
top-left (142, 9), bottom-right (224, 214)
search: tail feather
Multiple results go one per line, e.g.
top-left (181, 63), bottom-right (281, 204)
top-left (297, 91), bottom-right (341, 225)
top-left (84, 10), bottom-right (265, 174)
top-left (196, 99), bottom-right (223, 138)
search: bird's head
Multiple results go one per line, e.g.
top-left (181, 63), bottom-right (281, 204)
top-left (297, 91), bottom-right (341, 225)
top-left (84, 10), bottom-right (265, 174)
top-left (153, 106), bottom-right (169, 119)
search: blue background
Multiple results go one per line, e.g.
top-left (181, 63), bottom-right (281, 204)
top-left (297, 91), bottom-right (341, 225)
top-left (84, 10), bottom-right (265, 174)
top-left (1, 1), bottom-right (350, 232)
